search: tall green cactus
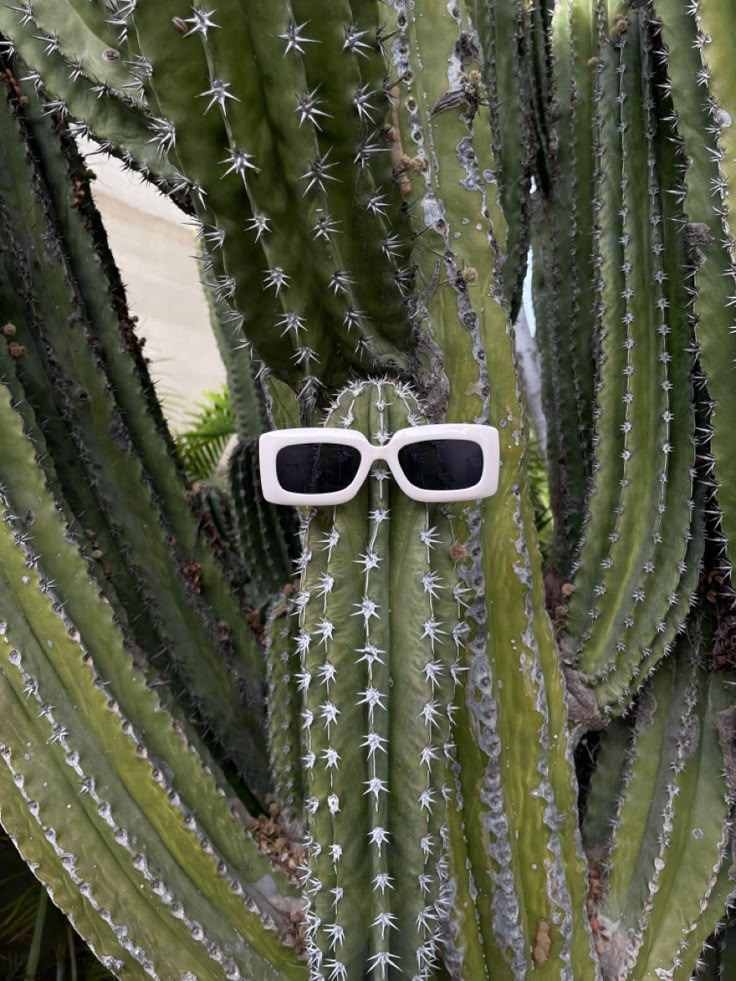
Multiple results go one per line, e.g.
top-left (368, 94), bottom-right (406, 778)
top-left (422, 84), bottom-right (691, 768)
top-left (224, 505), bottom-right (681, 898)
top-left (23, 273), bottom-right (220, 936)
top-left (286, 381), bottom-right (463, 979)
top-left (562, 3), bottom-right (700, 717)
top-left (1, 0), bottom-right (736, 978)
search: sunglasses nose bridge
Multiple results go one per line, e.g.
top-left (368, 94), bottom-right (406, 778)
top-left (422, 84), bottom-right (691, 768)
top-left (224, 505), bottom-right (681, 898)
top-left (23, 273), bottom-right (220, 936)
top-left (364, 442), bottom-right (407, 491)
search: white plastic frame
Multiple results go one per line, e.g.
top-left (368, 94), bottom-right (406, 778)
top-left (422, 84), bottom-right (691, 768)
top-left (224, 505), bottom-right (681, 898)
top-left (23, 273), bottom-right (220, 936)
top-left (259, 424), bottom-right (500, 506)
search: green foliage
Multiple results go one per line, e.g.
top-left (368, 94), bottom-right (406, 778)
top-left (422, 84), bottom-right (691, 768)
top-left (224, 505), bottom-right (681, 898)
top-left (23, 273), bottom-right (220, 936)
top-left (175, 385), bottom-right (235, 482)
top-left (527, 436), bottom-right (554, 561)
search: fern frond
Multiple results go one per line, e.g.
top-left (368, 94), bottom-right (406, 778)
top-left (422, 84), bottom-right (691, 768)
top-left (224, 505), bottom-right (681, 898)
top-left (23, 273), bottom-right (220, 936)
top-left (175, 385), bottom-right (236, 481)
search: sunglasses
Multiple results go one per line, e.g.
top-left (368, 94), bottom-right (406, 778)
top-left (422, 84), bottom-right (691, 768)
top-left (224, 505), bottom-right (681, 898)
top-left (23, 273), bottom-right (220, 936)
top-left (259, 424), bottom-right (500, 506)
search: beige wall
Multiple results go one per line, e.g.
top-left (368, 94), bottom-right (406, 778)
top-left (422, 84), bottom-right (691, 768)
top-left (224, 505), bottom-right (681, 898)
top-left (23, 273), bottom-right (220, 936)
top-left (81, 140), bottom-right (226, 430)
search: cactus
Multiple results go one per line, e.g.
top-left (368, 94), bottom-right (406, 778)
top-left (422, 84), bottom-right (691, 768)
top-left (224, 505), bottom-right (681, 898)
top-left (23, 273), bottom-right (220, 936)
top-left (584, 621), bottom-right (735, 980)
top-left (287, 380), bottom-right (460, 979)
top-left (561, 4), bottom-right (700, 719)
top-left (531, 0), bottom-right (600, 573)
top-left (1, 0), bottom-right (736, 978)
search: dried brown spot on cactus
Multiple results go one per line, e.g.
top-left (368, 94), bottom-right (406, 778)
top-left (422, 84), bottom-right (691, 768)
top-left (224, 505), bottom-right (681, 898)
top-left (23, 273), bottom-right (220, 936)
top-left (532, 918), bottom-right (552, 966)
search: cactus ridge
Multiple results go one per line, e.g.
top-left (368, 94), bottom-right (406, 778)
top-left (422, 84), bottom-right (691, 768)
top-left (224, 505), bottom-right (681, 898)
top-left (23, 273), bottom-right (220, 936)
top-left (570, 18), bottom-right (652, 656)
top-left (655, 0), bottom-right (736, 584)
top-left (539, 5), bottom-right (588, 565)
top-left (0, 753), bottom-right (138, 974)
top-left (0, 499), bottom-right (292, 979)
top-left (693, 0), bottom-right (736, 581)
top-left (127, 1), bottom-right (309, 384)
top-left (385, 3), bottom-right (597, 973)
top-left (566, 0), bottom-right (599, 460)
top-left (565, 11), bottom-right (628, 634)
top-left (602, 653), bottom-right (701, 951)
top-left (581, 716), bottom-right (632, 852)
top-left (536, 0), bottom-right (600, 570)
top-left (203, 267), bottom-right (269, 440)
top-left (470, 0), bottom-right (534, 318)
top-left (0, 346), bottom-right (257, 866)
top-left (531, 184), bottom-right (583, 578)
top-left (595, 485), bottom-right (704, 715)
top-left (387, 7), bottom-right (529, 969)
top-left (286, 0), bottom-right (412, 348)
top-left (265, 591), bottom-right (305, 818)
top-left (178, 0), bottom-right (375, 370)
top-left (43, 98), bottom-right (273, 716)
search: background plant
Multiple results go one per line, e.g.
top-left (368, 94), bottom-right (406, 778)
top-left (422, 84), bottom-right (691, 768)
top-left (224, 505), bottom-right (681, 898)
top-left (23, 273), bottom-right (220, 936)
top-left (0, 1), bottom-right (734, 979)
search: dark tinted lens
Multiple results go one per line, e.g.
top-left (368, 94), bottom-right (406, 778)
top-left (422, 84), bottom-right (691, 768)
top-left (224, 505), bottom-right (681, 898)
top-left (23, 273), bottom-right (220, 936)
top-left (276, 443), bottom-right (361, 495)
top-left (398, 439), bottom-right (483, 491)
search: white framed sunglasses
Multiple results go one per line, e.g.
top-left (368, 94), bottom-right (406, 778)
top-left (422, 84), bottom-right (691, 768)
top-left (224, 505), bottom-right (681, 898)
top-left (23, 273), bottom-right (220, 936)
top-left (259, 424), bottom-right (500, 506)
